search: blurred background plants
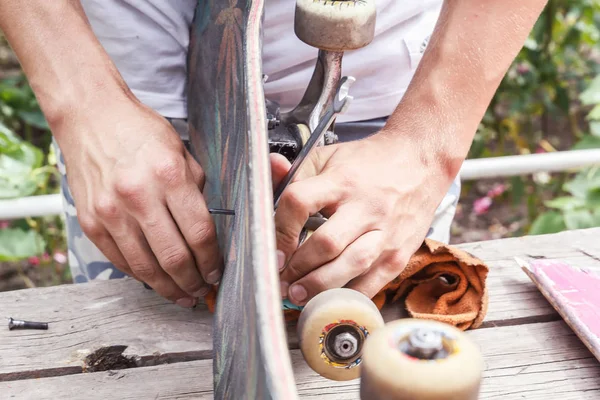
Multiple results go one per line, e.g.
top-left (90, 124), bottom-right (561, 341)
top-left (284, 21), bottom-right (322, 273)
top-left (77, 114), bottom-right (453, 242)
top-left (456, 0), bottom-right (600, 241)
top-left (0, 36), bottom-right (69, 289)
top-left (1, 0), bottom-right (600, 289)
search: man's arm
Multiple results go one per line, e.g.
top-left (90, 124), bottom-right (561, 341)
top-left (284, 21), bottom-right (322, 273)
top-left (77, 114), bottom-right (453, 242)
top-left (383, 0), bottom-right (549, 181)
top-left (0, 1), bottom-right (128, 129)
top-left (275, 0), bottom-right (548, 305)
top-left (0, 2), bottom-right (222, 306)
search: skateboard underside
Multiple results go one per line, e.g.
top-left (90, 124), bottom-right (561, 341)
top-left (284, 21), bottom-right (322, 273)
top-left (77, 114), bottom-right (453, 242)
top-left (187, 0), bottom-right (297, 398)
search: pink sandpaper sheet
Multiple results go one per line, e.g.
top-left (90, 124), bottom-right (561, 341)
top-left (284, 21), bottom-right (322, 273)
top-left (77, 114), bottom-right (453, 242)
top-left (519, 257), bottom-right (600, 362)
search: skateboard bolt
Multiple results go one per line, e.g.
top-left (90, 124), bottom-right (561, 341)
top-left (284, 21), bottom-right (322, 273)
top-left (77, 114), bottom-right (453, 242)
top-left (333, 331), bottom-right (359, 359)
top-left (406, 328), bottom-right (444, 360)
top-left (8, 317), bottom-right (49, 331)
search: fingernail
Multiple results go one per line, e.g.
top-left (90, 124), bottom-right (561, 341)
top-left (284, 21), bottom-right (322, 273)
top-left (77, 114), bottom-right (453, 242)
top-left (176, 298), bottom-right (196, 308)
top-left (290, 284), bottom-right (307, 303)
top-left (280, 281), bottom-right (289, 298)
top-left (207, 270), bottom-right (222, 285)
top-left (276, 250), bottom-right (286, 271)
top-left (193, 286), bottom-right (210, 298)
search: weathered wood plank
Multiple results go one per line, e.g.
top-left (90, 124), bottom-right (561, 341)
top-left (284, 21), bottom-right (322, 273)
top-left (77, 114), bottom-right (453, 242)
top-left (0, 228), bottom-right (598, 381)
top-left (3, 320), bottom-right (599, 399)
top-left (0, 278), bottom-right (212, 379)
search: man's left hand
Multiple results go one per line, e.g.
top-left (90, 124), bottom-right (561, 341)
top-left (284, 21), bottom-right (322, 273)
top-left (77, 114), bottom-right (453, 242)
top-left (272, 132), bottom-right (454, 306)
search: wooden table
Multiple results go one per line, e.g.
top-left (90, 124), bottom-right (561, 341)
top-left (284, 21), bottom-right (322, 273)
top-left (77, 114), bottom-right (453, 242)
top-left (1, 228), bottom-right (600, 399)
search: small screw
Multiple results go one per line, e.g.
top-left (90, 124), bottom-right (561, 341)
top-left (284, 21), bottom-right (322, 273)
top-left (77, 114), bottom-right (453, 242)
top-left (208, 208), bottom-right (235, 216)
top-left (8, 317), bottom-right (48, 330)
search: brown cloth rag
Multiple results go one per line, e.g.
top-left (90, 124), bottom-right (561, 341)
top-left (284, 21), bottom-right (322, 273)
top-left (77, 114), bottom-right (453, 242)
top-left (204, 238), bottom-right (489, 330)
top-left (370, 239), bottom-right (489, 330)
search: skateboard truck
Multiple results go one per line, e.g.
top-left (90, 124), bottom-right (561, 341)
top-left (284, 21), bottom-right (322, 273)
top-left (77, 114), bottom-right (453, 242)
top-left (273, 76), bottom-right (354, 209)
top-left (267, 0), bottom-right (377, 164)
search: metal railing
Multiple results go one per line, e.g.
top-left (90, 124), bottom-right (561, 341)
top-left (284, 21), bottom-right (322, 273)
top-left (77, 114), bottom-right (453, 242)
top-left (1, 149), bottom-right (599, 220)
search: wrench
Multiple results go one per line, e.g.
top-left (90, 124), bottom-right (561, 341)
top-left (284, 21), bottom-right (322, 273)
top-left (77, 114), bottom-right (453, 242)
top-left (273, 76), bottom-right (355, 210)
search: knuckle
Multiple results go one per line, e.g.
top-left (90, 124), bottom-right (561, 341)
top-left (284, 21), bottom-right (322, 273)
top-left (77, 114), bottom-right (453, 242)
top-left (154, 156), bottom-right (186, 186)
top-left (284, 262), bottom-right (305, 281)
top-left (94, 196), bottom-right (119, 219)
top-left (281, 188), bottom-right (305, 212)
top-left (195, 168), bottom-right (206, 188)
top-left (306, 274), bottom-right (328, 294)
top-left (189, 160), bottom-right (205, 186)
top-left (78, 213), bottom-right (104, 239)
top-left (315, 233), bottom-right (343, 257)
top-left (186, 280), bottom-right (207, 295)
top-left (385, 250), bottom-right (408, 271)
top-left (159, 247), bottom-right (191, 272)
top-left (275, 224), bottom-right (299, 253)
top-left (187, 220), bottom-right (216, 248)
top-left (351, 251), bottom-right (373, 272)
top-left (131, 263), bottom-right (158, 282)
top-left (114, 178), bottom-right (148, 209)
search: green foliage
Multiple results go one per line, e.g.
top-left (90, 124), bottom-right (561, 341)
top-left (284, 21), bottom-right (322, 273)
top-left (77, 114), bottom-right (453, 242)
top-left (0, 227), bottom-right (46, 261)
top-left (0, 75), bottom-right (49, 132)
top-left (530, 167), bottom-right (600, 234)
top-left (470, 0), bottom-right (600, 161)
top-left (0, 121), bottom-right (57, 199)
top-left (0, 71), bottom-right (62, 263)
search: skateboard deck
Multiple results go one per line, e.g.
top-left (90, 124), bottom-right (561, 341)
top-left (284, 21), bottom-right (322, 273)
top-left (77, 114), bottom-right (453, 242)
top-left (187, 0), bottom-right (297, 398)
top-left (519, 257), bottom-right (600, 363)
top-left (186, 1), bottom-right (489, 398)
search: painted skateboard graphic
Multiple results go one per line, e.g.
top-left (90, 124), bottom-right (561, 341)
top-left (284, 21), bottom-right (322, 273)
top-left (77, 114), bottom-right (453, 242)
top-left (187, 0), bottom-right (484, 398)
top-left (187, 0), bottom-right (296, 398)
top-left (519, 257), bottom-right (600, 363)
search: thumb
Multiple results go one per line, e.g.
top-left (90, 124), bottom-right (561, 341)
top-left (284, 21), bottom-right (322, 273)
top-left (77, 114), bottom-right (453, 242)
top-left (270, 144), bottom-right (339, 189)
top-left (270, 153), bottom-right (291, 188)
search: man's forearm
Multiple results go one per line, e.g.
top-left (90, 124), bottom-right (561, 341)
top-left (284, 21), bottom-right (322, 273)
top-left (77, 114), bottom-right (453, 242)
top-left (384, 0), bottom-right (548, 179)
top-left (0, 1), bottom-right (134, 134)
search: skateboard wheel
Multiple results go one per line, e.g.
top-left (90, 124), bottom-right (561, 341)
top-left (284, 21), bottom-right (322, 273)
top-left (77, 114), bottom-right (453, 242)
top-left (360, 319), bottom-right (484, 400)
top-left (297, 288), bottom-right (384, 381)
top-left (294, 0), bottom-right (376, 51)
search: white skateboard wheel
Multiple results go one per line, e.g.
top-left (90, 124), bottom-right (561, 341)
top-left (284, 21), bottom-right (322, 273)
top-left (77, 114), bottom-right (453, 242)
top-left (294, 0), bottom-right (376, 51)
top-left (360, 319), bottom-right (484, 400)
top-left (297, 288), bottom-right (384, 381)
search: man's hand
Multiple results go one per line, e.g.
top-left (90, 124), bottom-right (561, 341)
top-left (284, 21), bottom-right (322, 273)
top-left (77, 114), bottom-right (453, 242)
top-left (59, 100), bottom-right (221, 307)
top-left (0, 0), bottom-right (222, 307)
top-left (274, 0), bottom-right (548, 306)
top-left (274, 134), bottom-right (446, 306)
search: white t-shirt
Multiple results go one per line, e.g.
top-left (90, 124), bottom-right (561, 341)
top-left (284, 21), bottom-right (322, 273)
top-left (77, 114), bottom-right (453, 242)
top-left (81, 0), bottom-right (442, 123)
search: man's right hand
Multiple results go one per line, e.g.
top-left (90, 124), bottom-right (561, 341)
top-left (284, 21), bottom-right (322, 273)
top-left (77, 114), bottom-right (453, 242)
top-left (58, 100), bottom-right (221, 308)
top-left (0, 0), bottom-right (225, 308)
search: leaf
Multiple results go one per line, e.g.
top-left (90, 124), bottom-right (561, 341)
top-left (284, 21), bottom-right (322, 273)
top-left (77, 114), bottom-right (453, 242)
top-left (580, 74), bottom-right (600, 105)
top-left (529, 211), bottom-right (567, 235)
top-left (586, 187), bottom-right (600, 208)
top-left (0, 85), bottom-right (30, 109)
top-left (564, 209), bottom-right (600, 230)
top-left (17, 110), bottom-right (49, 130)
top-left (0, 228), bottom-right (46, 261)
top-left (0, 128), bottom-right (48, 198)
top-left (0, 131), bottom-right (21, 154)
top-left (591, 121), bottom-right (600, 137)
top-left (544, 196), bottom-right (585, 210)
top-left (510, 176), bottom-right (525, 205)
top-left (563, 168), bottom-right (600, 198)
top-left (588, 104), bottom-right (600, 120)
top-left (571, 135), bottom-right (600, 150)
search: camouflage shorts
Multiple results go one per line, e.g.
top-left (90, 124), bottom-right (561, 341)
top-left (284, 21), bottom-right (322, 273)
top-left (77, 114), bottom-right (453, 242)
top-left (55, 118), bottom-right (460, 284)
